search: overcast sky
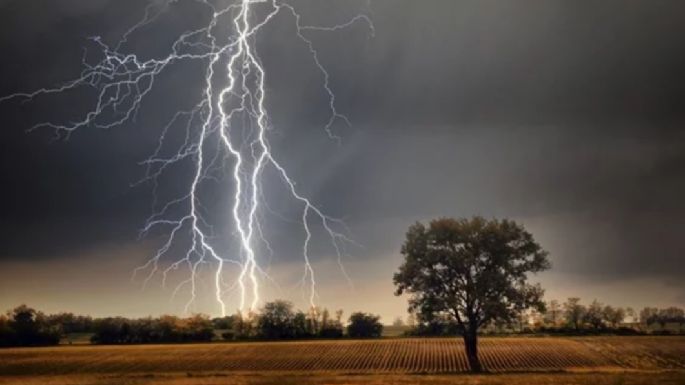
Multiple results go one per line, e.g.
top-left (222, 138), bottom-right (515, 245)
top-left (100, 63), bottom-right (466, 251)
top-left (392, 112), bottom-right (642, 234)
top-left (1, 0), bottom-right (684, 320)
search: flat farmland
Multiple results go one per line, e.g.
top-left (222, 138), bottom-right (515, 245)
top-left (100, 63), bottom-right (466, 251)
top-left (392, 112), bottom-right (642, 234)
top-left (1, 337), bottom-right (684, 384)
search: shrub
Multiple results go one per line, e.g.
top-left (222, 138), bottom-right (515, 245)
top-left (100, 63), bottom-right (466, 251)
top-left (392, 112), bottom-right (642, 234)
top-left (347, 312), bottom-right (383, 338)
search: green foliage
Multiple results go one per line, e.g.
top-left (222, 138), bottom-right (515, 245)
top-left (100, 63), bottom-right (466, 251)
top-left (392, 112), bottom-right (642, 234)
top-left (394, 217), bottom-right (549, 371)
top-left (258, 300), bottom-right (297, 339)
top-left (347, 312), bottom-right (383, 338)
top-left (563, 297), bottom-right (586, 331)
top-left (90, 314), bottom-right (215, 344)
top-left (0, 305), bottom-right (61, 346)
top-left (223, 303), bottom-right (345, 341)
top-left (602, 305), bottom-right (625, 329)
top-left (584, 300), bottom-right (605, 330)
top-left (543, 300), bottom-right (562, 326)
top-left (212, 315), bottom-right (234, 330)
top-left (47, 312), bottom-right (93, 334)
top-left (640, 306), bottom-right (685, 332)
top-left (394, 217), bottom-right (550, 332)
top-left (319, 309), bottom-right (344, 338)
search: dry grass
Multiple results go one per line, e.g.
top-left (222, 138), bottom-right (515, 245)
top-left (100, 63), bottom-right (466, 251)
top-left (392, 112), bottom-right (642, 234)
top-left (578, 336), bottom-right (685, 369)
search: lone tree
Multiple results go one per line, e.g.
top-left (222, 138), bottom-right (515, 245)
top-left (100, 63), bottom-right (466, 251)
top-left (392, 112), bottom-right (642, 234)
top-left (393, 217), bottom-right (550, 372)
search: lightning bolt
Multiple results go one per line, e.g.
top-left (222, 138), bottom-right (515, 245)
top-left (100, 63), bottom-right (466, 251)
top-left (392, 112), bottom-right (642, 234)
top-left (1, 0), bottom-right (373, 316)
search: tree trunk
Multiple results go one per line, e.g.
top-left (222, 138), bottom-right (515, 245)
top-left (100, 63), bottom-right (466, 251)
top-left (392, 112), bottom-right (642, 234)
top-left (463, 330), bottom-right (482, 372)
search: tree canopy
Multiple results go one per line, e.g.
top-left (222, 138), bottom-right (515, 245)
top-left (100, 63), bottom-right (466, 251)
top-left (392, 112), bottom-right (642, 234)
top-left (394, 217), bottom-right (550, 371)
top-left (347, 312), bottom-right (383, 338)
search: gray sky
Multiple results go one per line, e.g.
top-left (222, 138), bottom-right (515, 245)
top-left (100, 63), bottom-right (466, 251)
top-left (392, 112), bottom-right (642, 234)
top-left (1, 0), bottom-right (684, 320)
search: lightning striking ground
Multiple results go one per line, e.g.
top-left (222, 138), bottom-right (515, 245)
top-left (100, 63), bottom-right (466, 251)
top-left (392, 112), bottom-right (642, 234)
top-left (1, 0), bottom-right (373, 316)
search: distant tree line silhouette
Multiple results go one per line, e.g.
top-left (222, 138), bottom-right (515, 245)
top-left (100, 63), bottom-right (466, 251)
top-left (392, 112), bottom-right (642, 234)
top-left (2, 299), bottom-right (682, 347)
top-left (0, 301), bottom-right (383, 347)
top-left (89, 314), bottom-right (215, 344)
top-left (217, 300), bottom-right (382, 340)
top-left (407, 298), bottom-right (685, 336)
top-left (0, 305), bottom-right (61, 347)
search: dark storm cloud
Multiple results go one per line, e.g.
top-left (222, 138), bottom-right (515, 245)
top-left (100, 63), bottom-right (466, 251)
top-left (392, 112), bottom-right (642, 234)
top-left (284, 0), bottom-right (685, 283)
top-left (1, 0), bottom-right (684, 301)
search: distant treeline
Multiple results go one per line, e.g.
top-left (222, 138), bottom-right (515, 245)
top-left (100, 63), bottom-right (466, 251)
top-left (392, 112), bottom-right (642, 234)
top-left (2, 298), bottom-right (683, 347)
top-left (0, 301), bottom-right (383, 347)
top-left (0, 305), bottom-right (62, 346)
top-left (406, 298), bottom-right (685, 336)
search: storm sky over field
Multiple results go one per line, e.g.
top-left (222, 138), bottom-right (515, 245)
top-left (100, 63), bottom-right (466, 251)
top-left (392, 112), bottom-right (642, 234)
top-left (1, 0), bottom-right (684, 319)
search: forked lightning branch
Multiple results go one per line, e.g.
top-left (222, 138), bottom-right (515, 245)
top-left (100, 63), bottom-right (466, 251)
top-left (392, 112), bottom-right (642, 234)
top-left (1, 0), bottom-right (373, 316)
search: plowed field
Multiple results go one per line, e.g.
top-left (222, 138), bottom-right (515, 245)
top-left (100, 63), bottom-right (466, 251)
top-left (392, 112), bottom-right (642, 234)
top-left (1, 337), bottom-right (684, 376)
